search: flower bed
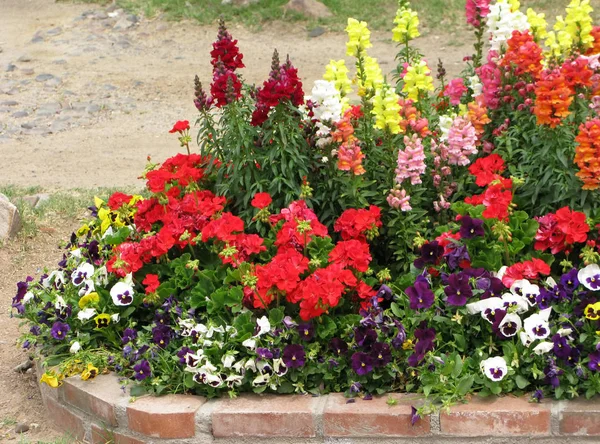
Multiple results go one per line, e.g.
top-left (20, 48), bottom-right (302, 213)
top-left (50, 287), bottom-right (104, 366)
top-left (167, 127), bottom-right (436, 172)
top-left (12, 0), bottom-right (600, 426)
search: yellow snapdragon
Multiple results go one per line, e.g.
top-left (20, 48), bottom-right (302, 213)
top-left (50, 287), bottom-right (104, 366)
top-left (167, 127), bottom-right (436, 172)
top-left (526, 8), bottom-right (548, 42)
top-left (508, 0), bottom-right (520, 12)
top-left (357, 55), bottom-right (384, 96)
top-left (345, 18), bottom-right (372, 57)
top-left (402, 60), bottom-right (434, 102)
top-left (323, 59), bottom-right (352, 97)
top-left (372, 85), bottom-right (403, 134)
top-left (564, 0), bottom-right (594, 50)
top-left (392, 7), bottom-right (420, 44)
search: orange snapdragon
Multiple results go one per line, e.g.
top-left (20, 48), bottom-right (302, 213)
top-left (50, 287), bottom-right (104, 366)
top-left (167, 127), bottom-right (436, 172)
top-left (574, 119), bottom-right (600, 190)
top-left (532, 69), bottom-right (573, 128)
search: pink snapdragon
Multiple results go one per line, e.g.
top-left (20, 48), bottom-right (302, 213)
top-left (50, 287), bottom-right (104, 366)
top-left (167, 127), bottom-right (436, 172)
top-left (387, 188), bottom-right (412, 211)
top-left (447, 116), bottom-right (478, 166)
top-left (465, 0), bottom-right (491, 28)
top-left (444, 78), bottom-right (468, 105)
top-left (395, 134), bottom-right (426, 185)
top-left (476, 51), bottom-right (502, 109)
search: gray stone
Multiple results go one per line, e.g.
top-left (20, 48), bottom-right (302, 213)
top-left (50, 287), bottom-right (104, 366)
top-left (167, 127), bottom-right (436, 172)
top-left (0, 194), bottom-right (22, 241)
top-left (50, 121), bottom-right (67, 133)
top-left (93, 11), bottom-right (109, 20)
top-left (14, 423), bottom-right (29, 434)
top-left (106, 3), bottom-right (119, 12)
top-left (0, 107), bottom-right (10, 113)
top-left (283, 0), bottom-right (332, 18)
top-left (21, 122), bottom-right (35, 129)
top-left (35, 73), bottom-right (55, 82)
top-left (20, 68), bottom-right (34, 75)
top-left (17, 55), bottom-right (32, 63)
top-left (86, 104), bottom-right (101, 113)
top-left (53, 59), bottom-right (67, 65)
top-left (45, 77), bottom-right (62, 87)
top-left (1, 101), bottom-right (18, 107)
top-left (309, 26), bottom-right (326, 38)
top-left (4, 64), bottom-right (16, 72)
top-left (126, 14), bottom-right (139, 23)
top-left (31, 35), bottom-right (44, 43)
top-left (113, 17), bottom-right (135, 30)
top-left (34, 194), bottom-right (50, 209)
top-left (46, 27), bottom-right (62, 36)
top-left (103, 84), bottom-right (117, 91)
top-left (12, 111), bottom-right (28, 118)
top-left (5, 88), bottom-right (19, 95)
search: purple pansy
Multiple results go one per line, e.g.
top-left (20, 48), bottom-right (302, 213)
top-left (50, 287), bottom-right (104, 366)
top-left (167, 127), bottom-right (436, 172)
top-left (351, 352), bottom-right (374, 375)
top-left (133, 360), bottom-right (151, 380)
top-left (459, 215), bottom-right (485, 239)
top-left (51, 321), bottom-right (70, 340)
top-left (406, 276), bottom-right (435, 310)
top-left (444, 272), bottom-right (472, 306)
top-left (282, 344), bottom-right (305, 368)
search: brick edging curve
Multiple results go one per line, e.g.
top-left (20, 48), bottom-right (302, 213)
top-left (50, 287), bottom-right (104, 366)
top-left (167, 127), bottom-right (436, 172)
top-left (35, 362), bottom-right (600, 443)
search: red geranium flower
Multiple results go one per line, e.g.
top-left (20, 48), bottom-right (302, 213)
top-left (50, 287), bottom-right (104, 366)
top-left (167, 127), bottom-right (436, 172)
top-left (107, 192), bottom-right (133, 211)
top-left (142, 274), bottom-right (160, 294)
top-left (251, 192), bottom-right (272, 209)
top-left (169, 120), bottom-right (190, 134)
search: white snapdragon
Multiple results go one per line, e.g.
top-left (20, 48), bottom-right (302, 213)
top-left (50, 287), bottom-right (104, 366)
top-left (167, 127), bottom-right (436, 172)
top-left (486, 0), bottom-right (529, 52)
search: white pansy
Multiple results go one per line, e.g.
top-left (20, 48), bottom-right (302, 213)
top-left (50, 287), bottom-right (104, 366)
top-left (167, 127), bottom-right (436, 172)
top-left (244, 359), bottom-right (257, 372)
top-left (501, 293), bottom-right (529, 314)
top-left (42, 270), bottom-right (65, 289)
top-left (242, 338), bottom-right (256, 350)
top-left (71, 262), bottom-right (94, 286)
top-left (546, 276), bottom-right (557, 288)
top-left (480, 356), bottom-right (508, 381)
top-left (523, 308), bottom-right (552, 341)
top-left (495, 266), bottom-right (507, 282)
top-left (533, 342), bottom-right (554, 355)
top-left (55, 295), bottom-right (67, 310)
top-left (79, 279), bottom-right (95, 297)
top-left (70, 248), bottom-right (82, 258)
top-left (94, 266), bottom-right (109, 286)
top-left (511, 279), bottom-right (540, 306)
top-left (110, 281), bottom-right (135, 306)
top-left (111, 313), bottom-right (120, 323)
top-left (558, 328), bottom-right (573, 337)
top-left (254, 316), bottom-right (271, 337)
top-left (252, 373), bottom-right (270, 387)
top-left (578, 264), bottom-right (600, 291)
top-left (78, 308), bottom-right (97, 321)
top-left (498, 313), bottom-right (522, 337)
top-left (205, 373), bottom-right (223, 388)
top-left (23, 291), bottom-right (34, 304)
top-left (101, 226), bottom-right (114, 239)
top-left (69, 341), bottom-right (81, 354)
top-left (519, 331), bottom-right (533, 347)
top-left (225, 374), bottom-right (244, 387)
top-left (221, 354), bottom-right (236, 369)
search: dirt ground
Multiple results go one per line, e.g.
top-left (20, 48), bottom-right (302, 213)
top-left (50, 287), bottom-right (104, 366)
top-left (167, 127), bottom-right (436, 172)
top-left (0, 0), bottom-right (473, 441)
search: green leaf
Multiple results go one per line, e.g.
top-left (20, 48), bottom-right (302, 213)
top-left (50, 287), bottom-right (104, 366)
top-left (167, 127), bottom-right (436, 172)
top-left (452, 356), bottom-right (464, 378)
top-left (515, 375), bottom-right (530, 389)
top-left (456, 375), bottom-right (474, 396)
top-left (268, 307), bottom-right (285, 326)
top-left (130, 385), bottom-right (148, 397)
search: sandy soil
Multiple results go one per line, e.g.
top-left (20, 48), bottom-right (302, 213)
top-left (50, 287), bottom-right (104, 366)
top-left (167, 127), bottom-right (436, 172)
top-left (0, 0), bottom-right (472, 440)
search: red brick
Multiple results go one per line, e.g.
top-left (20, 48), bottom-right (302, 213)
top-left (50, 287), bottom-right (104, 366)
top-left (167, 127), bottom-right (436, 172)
top-left (46, 397), bottom-right (86, 441)
top-left (323, 393), bottom-right (430, 437)
top-left (440, 396), bottom-right (551, 436)
top-left (211, 394), bottom-right (318, 438)
top-left (91, 424), bottom-right (146, 444)
top-left (64, 373), bottom-right (125, 427)
top-left (559, 398), bottom-right (600, 435)
top-left (127, 394), bottom-right (204, 438)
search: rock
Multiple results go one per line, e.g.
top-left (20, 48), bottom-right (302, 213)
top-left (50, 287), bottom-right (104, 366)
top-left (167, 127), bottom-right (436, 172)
top-left (53, 59), bottom-right (67, 65)
top-left (45, 77), bottom-right (62, 87)
top-left (4, 64), bottom-right (16, 72)
top-left (35, 74), bottom-right (55, 82)
top-left (0, 107), bottom-right (10, 113)
top-left (46, 27), bottom-right (62, 36)
top-left (309, 26), bottom-right (326, 38)
top-left (50, 121), bottom-right (67, 133)
top-left (86, 104), bottom-right (101, 113)
top-left (113, 17), bottom-right (135, 30)
top-left (283, 0), bottom-right (332, 18)
top-left (126, 14), bottom-right (139, 23)
top-left (20, 195), bottom-right (39, 207)
top-left (34, 194), bottom-right (50, 209)
top-left (1, 101), bottom-right (18, 107)
top-left (93, 11), bottom-right (109, 20)
top-left (20, 68), bottom-right (34, 76)
top-left (0, 195), bottom-right (22, 241)
top-left (29, 423), bottom-right (40, 431)
top-left (12, 111), bottom-right (29, 118)
top-left (21, 122), bottom-right (35, 129)
top-left (17, 55), bottom-right (32, 63)
top-left (14, 423), bottom-right (29, 434)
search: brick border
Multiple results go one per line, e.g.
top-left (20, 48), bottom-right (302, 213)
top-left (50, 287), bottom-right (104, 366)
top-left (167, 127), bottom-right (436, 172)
top-left (34, 363), bottom-right (600, 443)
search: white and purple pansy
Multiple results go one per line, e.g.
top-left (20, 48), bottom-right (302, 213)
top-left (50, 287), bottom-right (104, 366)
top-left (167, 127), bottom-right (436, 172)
top-left (71, 263), bottom-right (95, 286)
top-left (481, 356), bottom-right (508, 382)
top-left (254, 316), bottom-right (271, 337)
top-left (510, 279), bottom-right (539, 306)
top-left (533, 341), bottom-right (554, 355)
top-left (500, 293), bottom-right (529, 314)
top-left (110, 281), bottom-right (135, 306)
top-left (78, 279), bottom-right (95, 297)
top-left (523, 308), bottom-right (552, 342)
top-left (578, 264), bottom-right (600, 291)
top-left (466, 297), bottom-right (504, 323)
top-left (498, 313), bottom-right (522, 337)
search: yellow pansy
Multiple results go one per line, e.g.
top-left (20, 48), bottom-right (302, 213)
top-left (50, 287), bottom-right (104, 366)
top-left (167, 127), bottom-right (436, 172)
top-left (76, 223), bottom-right (90, 237)
top-left (345, 18), bottom-right (372, 57)
top-left (402, 339), bottom-right (414, 350)
top-left (95, 313), bottom-right (111, 328)
top-left (402, 60), bottom-right (434, 102)
top-left (372, 85), bottom-right (403, 134)
top-left (40, 371), bottom-right (64, 388)
top-left (585, 302), bottom-right (600, 320)
top-left (79, 292), bottom-right (100, 309)
top-left (81, 363), bottom-right (99, 381)
top-left (526, 8), bottom-right (548, 42)
top-left (392, 7), bottom-right (420, 44)
top-left (323, 59), bottom-right (352, 97)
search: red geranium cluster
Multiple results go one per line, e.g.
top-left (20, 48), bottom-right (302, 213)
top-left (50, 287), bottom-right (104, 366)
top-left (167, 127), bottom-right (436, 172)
top-left (145, 153), bottom-right (218, 193)
top-left (247, 201), bottom-right (378, 320)
top-left (501, 258), bottom-right (550, 287)
top-left (534, 207), bottom-right (590, 254)
top-left (465, 154), bottom-right (513, 221)
top-left (251, 52), bottom-right (304, 126)
top-left (334, 205), bottom-right (382, 241)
